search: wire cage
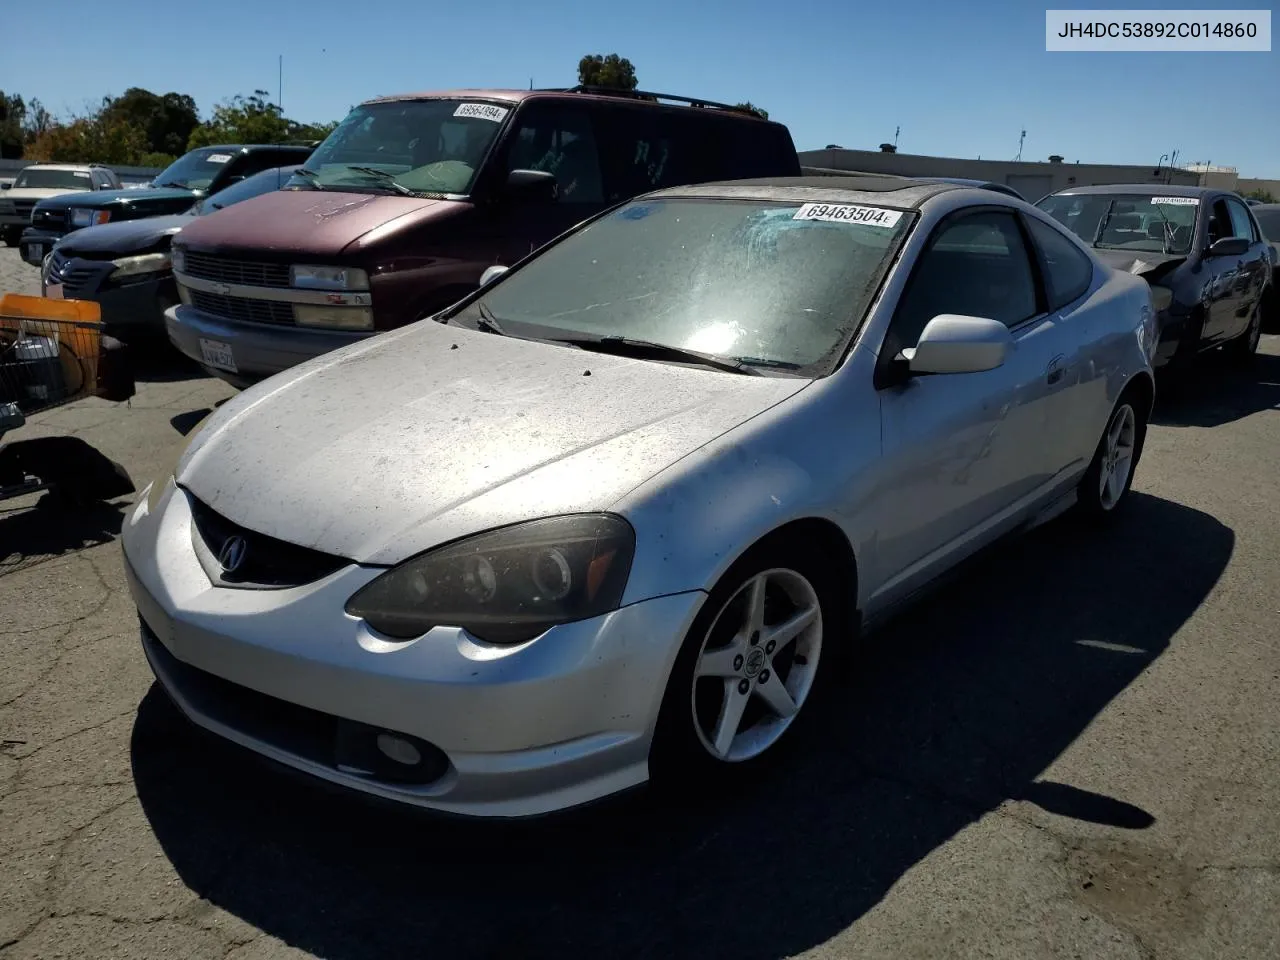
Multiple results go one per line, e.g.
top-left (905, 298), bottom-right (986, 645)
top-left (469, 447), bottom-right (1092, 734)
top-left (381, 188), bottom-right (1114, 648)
top-left (0, 295), bottom-right (104, 420)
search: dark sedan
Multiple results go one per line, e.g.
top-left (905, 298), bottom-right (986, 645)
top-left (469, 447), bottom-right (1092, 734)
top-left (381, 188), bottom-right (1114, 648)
top-left (1251, 203), bottom-right (1279, 328)
top-left (1037, 184), bottom-right (1271, 368)
top-left (42, 166), bottom-right (301, 339)
top-left (20, 145), bottom-right (312, 265)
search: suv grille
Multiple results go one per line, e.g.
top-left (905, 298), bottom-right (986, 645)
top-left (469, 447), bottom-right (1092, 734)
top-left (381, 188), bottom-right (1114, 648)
top-left (183, 252), bottom-right (291, 288)
top-left (188, 493), bottom-right (348, 588)
top-left (190, 290), bottom-right (295, 326)
top-left (45, 252), bottom-right (101, 295)
top-left (31, 207), bottom-right (65, 229)
top-left (12, 200), bottom-right (36, 221)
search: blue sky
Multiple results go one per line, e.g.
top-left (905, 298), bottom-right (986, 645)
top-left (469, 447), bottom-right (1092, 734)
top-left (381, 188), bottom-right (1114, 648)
top-left (4, 0), bottom-right (1277, 176)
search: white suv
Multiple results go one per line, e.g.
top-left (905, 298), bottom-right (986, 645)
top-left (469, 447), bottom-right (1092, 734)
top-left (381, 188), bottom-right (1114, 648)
top-left (0, 163), bottom-right (122, 246)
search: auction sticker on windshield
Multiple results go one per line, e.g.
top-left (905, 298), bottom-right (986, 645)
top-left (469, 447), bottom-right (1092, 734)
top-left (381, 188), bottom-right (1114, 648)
top-left (793, 203), bottom-right (903, 227)
top-left (206, 154), bottom-right (232, 164)
top-left (1151, 196), bottom-right (1199, 205)
top-left (454, 103), bottom-right (510, 123)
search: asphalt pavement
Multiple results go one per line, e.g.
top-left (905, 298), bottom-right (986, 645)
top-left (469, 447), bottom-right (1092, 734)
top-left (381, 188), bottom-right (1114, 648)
top-left (1, 245), bottom-right (1278, 959)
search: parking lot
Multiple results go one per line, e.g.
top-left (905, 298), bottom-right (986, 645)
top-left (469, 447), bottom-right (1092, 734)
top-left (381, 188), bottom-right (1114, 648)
top-left (1, 241), bottom-right (1278, 959)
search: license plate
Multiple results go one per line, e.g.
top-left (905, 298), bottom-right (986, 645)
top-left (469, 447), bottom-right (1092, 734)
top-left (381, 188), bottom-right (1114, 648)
top-left (24, 243), bottom-right (44, 262)
top-left (198, 338), bottom-right (237, 373)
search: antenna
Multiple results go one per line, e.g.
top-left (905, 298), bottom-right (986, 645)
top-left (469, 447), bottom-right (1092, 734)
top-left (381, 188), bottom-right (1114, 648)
top-left (894, 125), bottom-right (900, 148)
top-left (1015, 129), bottom-right (1026, 162)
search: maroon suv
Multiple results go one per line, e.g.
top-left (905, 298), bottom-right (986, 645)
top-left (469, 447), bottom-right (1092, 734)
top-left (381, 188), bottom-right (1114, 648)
top-left (165, 86), bottom-right (800, 387)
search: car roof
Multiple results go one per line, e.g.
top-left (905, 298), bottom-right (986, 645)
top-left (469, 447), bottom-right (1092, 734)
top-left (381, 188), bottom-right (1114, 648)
top-left (21, 162), bottom-right (98, 171)
top-left (362, 88), bottom-right (778, 121)
top-left (1048, 183), bottom-right (1214, 199)
top-left (647, 175), bottom-right (968, 207)
top-left (190, 144), bottom-right (310, 152)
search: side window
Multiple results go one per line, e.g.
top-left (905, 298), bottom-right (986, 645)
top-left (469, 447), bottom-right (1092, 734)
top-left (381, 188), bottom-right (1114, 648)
top-left (1208, 199), bottom-right (1234, 244)
top-left (503, 105), bottom-right (603, 204)
top-left (891, 211), bottom-right (1039, 350)
top-left (237, 151), bottom-right (285, 179)
top-left (1225, 198), bottom-right (1256, 242)
top-left (593, 108), bottom-right (708, 203)
top-left (1026, 216), bottom-right (1094, 311)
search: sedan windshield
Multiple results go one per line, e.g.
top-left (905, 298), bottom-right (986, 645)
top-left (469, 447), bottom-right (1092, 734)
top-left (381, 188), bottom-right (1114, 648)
top-left (154, 148), bottom-right (240, 190)
top-left (292, 99), bottom-right (509, 196)
top-left (13, 168), bottom-right (93, 190)
top-left (459, 198), bottom-right (913, 373)
top-left (1038, 193), bottom-right (1198, 255)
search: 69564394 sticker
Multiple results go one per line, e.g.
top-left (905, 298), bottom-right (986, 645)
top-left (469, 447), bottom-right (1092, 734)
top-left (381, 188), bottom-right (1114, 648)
top-left (793, 203), bottom-right (903, 227)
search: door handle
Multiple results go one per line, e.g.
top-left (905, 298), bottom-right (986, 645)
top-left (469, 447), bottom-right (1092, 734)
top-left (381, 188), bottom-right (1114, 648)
top-left (1045, 355), bottom-right (1065, 385)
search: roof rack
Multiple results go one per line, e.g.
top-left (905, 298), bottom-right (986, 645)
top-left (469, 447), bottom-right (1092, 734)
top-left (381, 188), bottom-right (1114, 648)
top-left (539, 85), bottom-right (758, 114)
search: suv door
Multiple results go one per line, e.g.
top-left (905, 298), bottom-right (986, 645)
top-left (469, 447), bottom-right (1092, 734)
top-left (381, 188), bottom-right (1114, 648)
top-left (874, 208), bottom-right (1061, 604)
top-left (1225, 196), bottom-right (1269, 336)
top-left (490, 102), bottom-right (608, 264)
top-left (1202, 197), bottom-right (1247, 343)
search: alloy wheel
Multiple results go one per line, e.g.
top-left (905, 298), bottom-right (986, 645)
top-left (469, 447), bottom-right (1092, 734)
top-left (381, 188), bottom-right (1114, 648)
top-left (690, 568), bottom-right (822, 762)
top-left (1098, 403), bottom-right (1137, 511)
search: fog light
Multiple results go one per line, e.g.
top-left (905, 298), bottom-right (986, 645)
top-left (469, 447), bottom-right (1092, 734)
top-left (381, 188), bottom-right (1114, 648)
top-left (376, 732), bottom-right (422, 766)
top-left (292, 304), bottom-right (373, 330)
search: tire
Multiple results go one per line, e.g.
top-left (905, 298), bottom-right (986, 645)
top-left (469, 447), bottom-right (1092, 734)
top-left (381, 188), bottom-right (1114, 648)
top-left (1077, 391), bottom-right (1147, 519)
top-left (649, 536), bottom-right (838, 790)
top-left (1225, 299), bottom-right (1263, 364)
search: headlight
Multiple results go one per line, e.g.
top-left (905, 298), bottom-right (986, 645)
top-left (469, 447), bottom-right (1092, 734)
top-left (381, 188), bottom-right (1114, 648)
top-left (171, 247), bottom-right (186, 272)
top-left (1148, 284), bottom-right (1173, 313)
top-left (70, 209), bottom-right (111, 227)
top-left (345, 514), bottom-right (636, 643)
top-left (292, 304), bottom-right (374, 330)
top-left (110, 252), bottom-right (171, 280)
top-left (290, 264), bottom-right (369, 291)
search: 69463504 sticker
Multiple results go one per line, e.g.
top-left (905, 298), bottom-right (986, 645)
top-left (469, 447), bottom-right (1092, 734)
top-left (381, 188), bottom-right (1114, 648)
top-left (792, 203), bottom-right (903, 227)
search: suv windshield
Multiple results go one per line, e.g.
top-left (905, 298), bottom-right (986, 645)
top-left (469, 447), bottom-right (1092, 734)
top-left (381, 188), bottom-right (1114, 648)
top-left (154, 148), bottom-right (241, 191)
top-left (13, 168), bottom-right (93, 190)
top-left (1037, 192), bottom-right (1199, 255)
top-left (189, 166), bottom-right (297, 216)
top-left (460, 198), bottom-right (912, 373)
top-left (294, 99), bottom-right (510, 196)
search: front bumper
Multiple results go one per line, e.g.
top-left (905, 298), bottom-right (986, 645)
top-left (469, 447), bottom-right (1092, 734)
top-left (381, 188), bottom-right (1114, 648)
top-left (165, 303), bottom-right (370, 389)
top-left (18, 228), bottom-right (63, 265)
top-left (121, 480), bottom-right (703, 817)
top-left (43, 257), bottom-right (176, 334)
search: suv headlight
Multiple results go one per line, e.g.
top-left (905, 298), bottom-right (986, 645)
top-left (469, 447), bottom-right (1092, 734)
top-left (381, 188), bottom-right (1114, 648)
top-left (291, 264), bottom-right (369, 291)
top-left (110, 252), bottom-right (171, 280)
top-left (70, 209), bottom-right (111, 227)
top-left (345, 514), bottom-right (635, 644)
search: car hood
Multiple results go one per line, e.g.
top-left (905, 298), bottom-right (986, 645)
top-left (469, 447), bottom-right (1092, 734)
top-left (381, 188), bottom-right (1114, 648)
top-left (1093, 248), bottom-right (1186, 279)
top-left (4, 187), bottom-right (76, 202)
top-left (173, 189), bottom-right (466, 259)
top-left (178, 320), bottom-right (809, 565)
top-left (57, 214), bottom-right (191, 257)
top-left (36, 186), bottom-right (196, 211)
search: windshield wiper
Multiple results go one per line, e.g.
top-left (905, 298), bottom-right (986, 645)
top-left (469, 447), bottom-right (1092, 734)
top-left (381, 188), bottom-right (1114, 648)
top-left (291, 168), bottom-right (325, 190)
top-left (548, 334), bottom-right (760, 376)
top-left (473, 303), bottom-right (507, 336)
top-left (156, 180), bottom-right (188, 189)
top-left (345, 166), bottom-right (414, 196)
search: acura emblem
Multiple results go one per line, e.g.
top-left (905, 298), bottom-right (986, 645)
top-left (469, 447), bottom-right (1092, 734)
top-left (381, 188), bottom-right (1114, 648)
top-left (217, 535), bottom-right (248, 573)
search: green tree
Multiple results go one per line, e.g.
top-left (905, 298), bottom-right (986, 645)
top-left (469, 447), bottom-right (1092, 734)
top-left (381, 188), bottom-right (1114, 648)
top-left (577, 54), bottom-right (638, 91)
top-left (26, 111), bottom-right (146, 165)
top-left (287, 118), bottom-right (339, 143)
top-left (0, 91), bottom-right (26, 158)
top-left (1244, 188), bottom-right (1276, 204)
top-left (734, 102), bottom-right (768, 119)
top-left (186, 90), bottom-right (291, 148)
top-left (105, 87), bottom-right (199, 156)
top-left (22, 97), bottom-right (53, 143)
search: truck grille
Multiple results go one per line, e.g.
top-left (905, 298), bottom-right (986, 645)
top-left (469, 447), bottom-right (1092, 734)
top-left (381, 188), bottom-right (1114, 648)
top-left (12, 200), bottom-right (36, 222)
top-left (190, 290), bottom-right (296, 326)
top-left (183, 252), bottom-right (291, 288)
top-left (0, 199), bottom-right (13, 217)
top-left (31, 207), bottom-right (66, 229)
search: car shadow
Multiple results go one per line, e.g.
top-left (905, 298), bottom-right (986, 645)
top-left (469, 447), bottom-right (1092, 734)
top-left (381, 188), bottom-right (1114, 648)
top-left (0, 495), bottom-right (127, 577)
top-left (1152, 346), bottom-right (1280, 427)
top-left (130, 493), bottom-right (1231, 960)
top-left (127, 337), bottom-right (208, 384)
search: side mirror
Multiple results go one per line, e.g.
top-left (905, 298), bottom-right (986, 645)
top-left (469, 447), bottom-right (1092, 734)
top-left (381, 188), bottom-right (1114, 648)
top-left (504, 168), bottom-right (557, 204)
top-left (900, 314), bottom-right (1012, 375)
top-left (1206, 236), bottom-right (1249, 258)
top-left (479, 265), bottom-right (509, 287)
top-left (0, 183), bottom-right (9, 190)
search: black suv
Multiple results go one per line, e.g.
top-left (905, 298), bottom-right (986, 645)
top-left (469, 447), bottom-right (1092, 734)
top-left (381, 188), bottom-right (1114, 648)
top-left (20, 144), bottom-right (313, 265)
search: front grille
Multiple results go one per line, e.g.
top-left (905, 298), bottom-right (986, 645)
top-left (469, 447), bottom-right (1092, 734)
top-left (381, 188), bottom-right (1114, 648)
top-left (141, 620), bottom-right (450, 786)
top-left (190, 289), bottom-right (296, 326)
top-left (45, 252), bottom-right (102, 295)
top-left (0, 200), bottom-right (14, 217)
top-left (188, 493), bottom-right (348, 588)
top-left (183, 251), bottom-right (291, 288)
top-left (12, 200), bottom-right (35, 222)
top-left (31, 207), bottom-right (65, 228)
